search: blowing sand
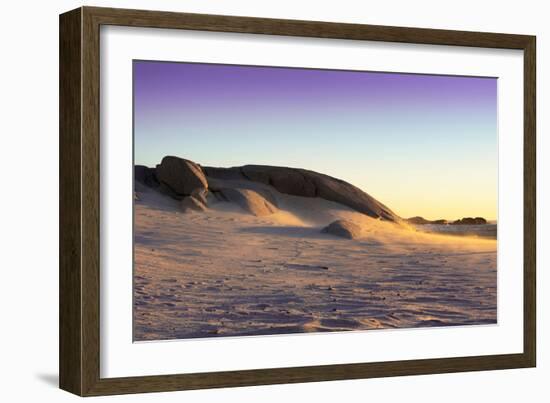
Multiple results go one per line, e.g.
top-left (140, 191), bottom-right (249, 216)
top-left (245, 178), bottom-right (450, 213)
top-left (134, 186), bottom-right (497, 341)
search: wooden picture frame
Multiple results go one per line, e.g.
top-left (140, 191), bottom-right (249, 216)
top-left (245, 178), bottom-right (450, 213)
top-left (59, 6), bottom-right (536, 396)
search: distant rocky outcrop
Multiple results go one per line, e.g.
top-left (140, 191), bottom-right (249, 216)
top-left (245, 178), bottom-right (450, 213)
top-left (322, 220), bottom-right (362, 239)
top-left (408, 216), bottom-right (487, 226)
top-left (156, 156), bottom-right (208, 198)
top-left (407, 216), bottom-right (432, 225)
top-left (432, 219), bottom-right (449, 225)
top-left (204, 165), bottom-right (399, 222)
top-left (451, 217), bottom-right (487, 225)
top-left (406, 216), bottom-right (448, 225)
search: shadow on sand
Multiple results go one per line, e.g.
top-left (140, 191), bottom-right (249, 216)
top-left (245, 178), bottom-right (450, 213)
top-left (238, 225), bottom-right (335, 240)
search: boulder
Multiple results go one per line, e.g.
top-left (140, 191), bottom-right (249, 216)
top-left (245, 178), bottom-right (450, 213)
top-left (156, 182), bottom-right (182, 200)
top-left (156, 156), bottom-right (208, 197)
top-left (204, 165), bottom-right (399, 222)
top-left (181, 196), bottom-right (207, 213)
top-left (134, 165), bottom-right (159, 188)
top-left (218, 187), bottom-right (277, 216)
top-left (321, 220), bottom-right (362, 239)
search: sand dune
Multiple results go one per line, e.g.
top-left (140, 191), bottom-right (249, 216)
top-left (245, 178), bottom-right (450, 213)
top-left (133, 178), bottom-right (497, 341)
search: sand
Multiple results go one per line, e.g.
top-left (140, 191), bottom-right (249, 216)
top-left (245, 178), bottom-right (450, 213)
top-left (133, 185), bottom-right (497, 341)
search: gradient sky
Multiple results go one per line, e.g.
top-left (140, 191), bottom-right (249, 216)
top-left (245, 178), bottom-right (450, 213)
top-left (134, 61), bottom-right (497, 221)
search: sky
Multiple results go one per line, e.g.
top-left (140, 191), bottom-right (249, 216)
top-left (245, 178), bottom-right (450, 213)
top-left (134, 60), bottom-right (497, 221)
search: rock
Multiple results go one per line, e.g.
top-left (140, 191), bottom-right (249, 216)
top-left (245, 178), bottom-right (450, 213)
top-left (191, 188), bottom-right (208, 205)
top-left (204, 165), bottom-right (399, 222)
top-left (157, 182), bottom-right (182, 200)
top-left (453, 217), bottom-right (474, 225)
top-left (406, 216), bottom-right (432, 225)
top-left (432, 219), bottom-right (449, 225)
top-left (134, 165), bottom-right (159, 188)
top-left (241, 166), bottom-right (317, 197)
top-left (134, 166), bottom-right (159, 195)
top-left (474, 217), bottom-right (488, 224)
top-left (321, 220), bottom-right (362, 239)
top-left (406, 216), bottom-right (449, 225)
top-left (451, 217), bottom-right (487, 225)
top-left (201, 166), bottom-right (244, 181)
top-left (218, 188), bottom-right (277, 216)
top-left (181, 196), bottom-right (207, 213)
top-left (156, 156), bottom-right (208, 197)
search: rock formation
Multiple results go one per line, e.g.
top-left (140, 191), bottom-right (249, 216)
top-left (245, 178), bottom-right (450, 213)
top-left (135, 157), bottom-right (402, 222)
top-left (406, 216), bottom-right (432, 225)
top-left (155, 156), bottom-right (208, 198)
top-left (134, 165), bottom-right (159, 189)
top-left (321, 220), bottom-right (362, 239)
top-left (204, 165), bottom-right (399, 222)
top-left (432, 219), bottom-right (449, 225)
top-left (451, 217), bottom-right (487, 225)
top-left (406, 216), bottom-right (449, 225)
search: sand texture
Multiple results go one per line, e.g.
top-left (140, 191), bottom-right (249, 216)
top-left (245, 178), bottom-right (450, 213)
top-left (133, 181), bottom-right (497, 341)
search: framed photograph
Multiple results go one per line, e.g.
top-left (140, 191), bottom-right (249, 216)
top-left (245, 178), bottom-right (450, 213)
top-left (59, 6), bottom-right (536, 396)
